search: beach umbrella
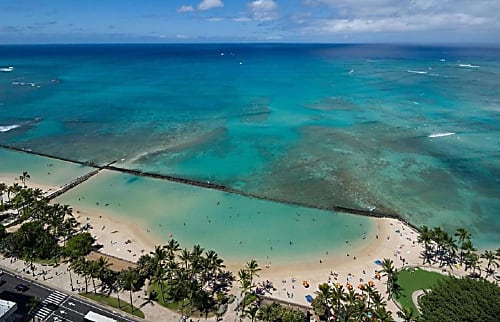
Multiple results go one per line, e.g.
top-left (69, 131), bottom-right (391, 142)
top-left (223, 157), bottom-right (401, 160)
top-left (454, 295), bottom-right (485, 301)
top-left (374, 259), bottom-right (382, 265)
top-left (305, 295), bottom-right (313, 303)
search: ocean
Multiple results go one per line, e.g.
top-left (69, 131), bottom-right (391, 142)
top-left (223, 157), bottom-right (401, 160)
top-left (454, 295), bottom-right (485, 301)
top-left (0, 44), bottom-right (498, 253)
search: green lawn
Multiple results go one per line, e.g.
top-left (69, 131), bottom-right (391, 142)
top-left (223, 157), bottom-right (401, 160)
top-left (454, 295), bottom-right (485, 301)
top-left (80, 292), bottom-right (145, 319)
top-left (148, 283), bottom-right (216, 318)
top-left (395, 268), bottom-right (451, 314)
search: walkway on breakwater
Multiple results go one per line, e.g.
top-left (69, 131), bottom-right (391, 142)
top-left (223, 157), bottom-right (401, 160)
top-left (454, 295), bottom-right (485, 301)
top-left (45, 160), bottom-right (117, 200)
top-left (0, 144), bottom-right (420, 231)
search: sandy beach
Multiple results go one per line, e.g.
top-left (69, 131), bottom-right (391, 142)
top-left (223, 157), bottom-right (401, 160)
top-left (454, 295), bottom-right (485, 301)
top-left (0, 174), bottom-right (59, 194)
top-left (73, 202), bottom-right (424, 314)
top-left (0, 171), bottom-right (481, 320)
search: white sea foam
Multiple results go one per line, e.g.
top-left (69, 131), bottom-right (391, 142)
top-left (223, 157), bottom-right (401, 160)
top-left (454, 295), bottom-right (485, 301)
top-left (0, 66), bottom-right (14, 72)
top-left (428, 132), bottom-right (455, 138)
top-left (12, 81), bottom-right (36, 87)
top-left (407, 70), bottom-right (427, 74)
top-left (0, 124), bottom-right (20, 133)
top-left (458, 64), bottom-right (480, 68)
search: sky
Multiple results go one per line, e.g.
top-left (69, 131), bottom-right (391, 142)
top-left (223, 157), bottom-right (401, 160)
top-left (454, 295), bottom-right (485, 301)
top-left (1, 0), bottom-right (499, 44)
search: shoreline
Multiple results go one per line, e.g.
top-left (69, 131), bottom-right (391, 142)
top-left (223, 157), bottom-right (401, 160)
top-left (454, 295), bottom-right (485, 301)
top-left (0, 169), bottom-right (479, 315)
top-left (61, 202), bottom-right (423, 313)
top-left (63, 201), bottom-right (424, 310)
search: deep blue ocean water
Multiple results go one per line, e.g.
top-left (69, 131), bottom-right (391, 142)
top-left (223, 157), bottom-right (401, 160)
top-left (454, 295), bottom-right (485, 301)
top-left (0, 44), bottom-right (499, 249)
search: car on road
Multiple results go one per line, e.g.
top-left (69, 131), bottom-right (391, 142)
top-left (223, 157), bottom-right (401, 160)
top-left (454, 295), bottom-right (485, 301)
top-left (15, 284), bottom-right (29, 292)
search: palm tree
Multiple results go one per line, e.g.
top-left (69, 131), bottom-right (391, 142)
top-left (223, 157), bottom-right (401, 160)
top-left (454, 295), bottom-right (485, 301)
top-left (431, 227), bottom-right (446, 264)
top-left (315, 283), bottom-right (332, 321)
top-left (465, 252), bottom-right (482, 276)
top-left (61, 216), bottom-right (79, 245)
top-left (190, 244), bottom-right (205, 276)
top-left (110, 278), bottom-right (123, 308)
top-left (369, 289), bottom-right (386, 308)
top-left (0, 182), bottom-right (7, 206)
top-left (330, 283), bottom-right (346, 320)
top-left (373, 304), bottom-right (395, 322)
top-left (381, 258), bottom-right (396, 298)
top-left (165, 259), bottom-right (180, 290)
top-left (26, 296), bottom-right (40, 315)
top-left (342, 289), bottom-right (358, 320)
top-left (151, 266), bottom-right (167, 303)
top-left (418, 226), bottom-right (433, 264)
top-left (245, 259), bottom-right (261, 288)
top-left (179, 248), bottom-right (191, 271)
top-left (237, 268), bottom-right (251, 317)
top-left (7, 183), bottom-right (22, 206)
top-left (95, 256), bottom-right (113, 291)
top-left (481, 250), bottom-right (499, 276)
top-left (460, 238), bottom-right (477, 269)
top-left (441, 233), bottom-right (458, 268)
top-left (150, 245), bottom-right (168, 269)
top-left (66, 265), bottom-right (75, 291)
top-left (455, 227), bottom-right (471, 252)
top-left (71, 257), bottom-right (90, 293)
top-left (119, 268), bottom-right (140, 312)
top-left (243, 302), bottom-right (259, 322)
top-left (87, 260), bottom-right (101, 294)
top-left (397, 307), bottom-right (418, 322)
top-left (257, 303), bottom-right (279, 322)
top-left (164, 238), bottom-right (180, 260)
top-left (19, 171), bottom-right (30, 187)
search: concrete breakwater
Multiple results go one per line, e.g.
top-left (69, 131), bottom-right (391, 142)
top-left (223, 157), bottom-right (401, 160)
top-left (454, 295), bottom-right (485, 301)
top-left (0, 144), bottom-right (419, 231)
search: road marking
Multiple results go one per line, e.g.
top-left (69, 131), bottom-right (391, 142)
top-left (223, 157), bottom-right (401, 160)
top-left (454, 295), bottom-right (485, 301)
top-left (2, 268), bottom-right (137, 322)
top-left (69, 296), bottom-right (137, 322)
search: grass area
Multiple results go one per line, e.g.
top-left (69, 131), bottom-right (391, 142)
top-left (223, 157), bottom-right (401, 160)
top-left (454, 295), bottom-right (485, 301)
top-left (395, 268), bottom-right (451, 314)
top-left (80, 292), bottom-right (145, 319)
top-left (148, 283), bottom-right (215, 318)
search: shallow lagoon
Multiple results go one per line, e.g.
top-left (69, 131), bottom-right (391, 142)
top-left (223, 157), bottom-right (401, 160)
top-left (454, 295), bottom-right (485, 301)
top-left (56, 170), bottom-right (374, 263)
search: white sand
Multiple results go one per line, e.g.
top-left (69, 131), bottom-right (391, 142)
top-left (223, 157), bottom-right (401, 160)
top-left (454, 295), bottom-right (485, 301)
top-left (0, 174), bottom-right (59, 193)
top-left (77, 204), bottom-right (425, 315)
top-left (1, 171), bottom-right (489, 320)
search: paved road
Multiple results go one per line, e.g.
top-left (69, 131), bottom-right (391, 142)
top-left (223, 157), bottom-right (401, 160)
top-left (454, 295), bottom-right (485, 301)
top-left (0, 269), bottom-right (139, 322)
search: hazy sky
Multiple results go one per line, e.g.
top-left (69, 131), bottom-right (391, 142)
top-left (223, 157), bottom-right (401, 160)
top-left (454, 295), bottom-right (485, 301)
top-left (1, 0), bottom-right (499, 44)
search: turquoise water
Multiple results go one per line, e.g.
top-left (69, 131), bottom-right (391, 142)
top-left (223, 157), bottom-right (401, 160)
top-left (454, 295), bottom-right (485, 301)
top-left (0, 148), bottom-right (92, 187)
top-left (0, 44), bottom-right (499, 249)
top-left (56, 171), bottom-right (372, 263)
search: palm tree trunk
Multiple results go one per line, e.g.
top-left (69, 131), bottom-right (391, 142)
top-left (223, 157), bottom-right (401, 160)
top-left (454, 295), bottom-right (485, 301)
top-left (84, 276), bottom-right (89, 293)
top-left (129, 289), bottom-right (134, 312)
top-left (160, 282), bottom-right (165, 303)
top-left (68, 269), bottom-right (74, 291)
top-left (92, 277), bottom-right (97, 294)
